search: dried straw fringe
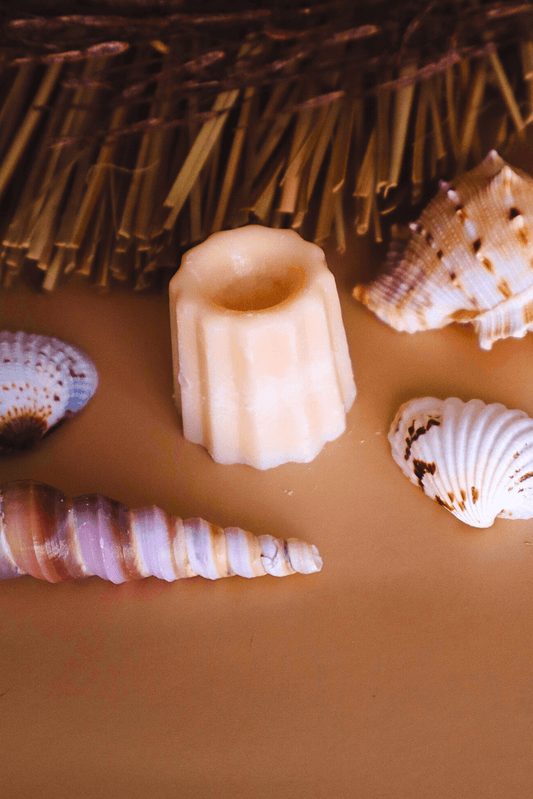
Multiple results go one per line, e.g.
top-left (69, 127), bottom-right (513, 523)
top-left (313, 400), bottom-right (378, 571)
top-left (0, 4), bottom-right (532, 290)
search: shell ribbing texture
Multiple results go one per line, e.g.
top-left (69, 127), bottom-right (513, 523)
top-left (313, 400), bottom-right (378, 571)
top-left (389, 396), bottom-right (533, 528)
top-left (0, 331), bottom-right (98, 451)
top-left (0, 481), bottom-right (323, 583)
top-left (353, 151), bottom-right (533, 350)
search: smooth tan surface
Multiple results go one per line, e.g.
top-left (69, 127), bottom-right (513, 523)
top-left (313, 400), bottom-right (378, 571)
top-left (2, 157), bottom-right (533, 797)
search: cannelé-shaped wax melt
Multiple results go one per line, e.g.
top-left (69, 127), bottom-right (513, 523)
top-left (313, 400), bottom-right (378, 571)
top-left (0, 480), bottom-right (323, 583)
top-left (169, 226), bottom-right (356, 469)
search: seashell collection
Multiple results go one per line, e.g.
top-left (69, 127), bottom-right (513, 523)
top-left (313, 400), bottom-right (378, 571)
top-left (353, 151), bottom-right (533, 350)
top-left (389, 396), bottom-right (533, 529)
top-left (0, 480), bottom-right (322, 583)
top-left (9, 158), bottom-right (533, 592)
top-left (0, 331), bottom-right (98, 452)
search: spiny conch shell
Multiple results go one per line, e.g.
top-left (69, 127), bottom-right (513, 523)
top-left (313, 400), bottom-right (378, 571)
top-left (0, 481), bottom-right (323, 583)
top-left (0, 331), bottom-right (98, 452)
top-left (389, 396), bottom-right (533, 529)
top-left (353, 151), bottom-right (533, 350)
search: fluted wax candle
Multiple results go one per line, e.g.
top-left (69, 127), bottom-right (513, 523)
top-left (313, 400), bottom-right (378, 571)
top-left (169, 226), bottom-right (356, 469)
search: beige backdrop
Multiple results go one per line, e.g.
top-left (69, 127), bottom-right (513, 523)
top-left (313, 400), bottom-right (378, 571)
top-left (1, 142), bottom-right (533, 798)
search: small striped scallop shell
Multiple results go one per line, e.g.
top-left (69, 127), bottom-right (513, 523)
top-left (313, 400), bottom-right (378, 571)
top-left (0, 331), bottom-right (98, 451)
top-left (389, 396), bottom-right (533, 528)
top-left (0, 481), bottom-right (323, 583)
top-left (354, 151), bottom-right (533, 350)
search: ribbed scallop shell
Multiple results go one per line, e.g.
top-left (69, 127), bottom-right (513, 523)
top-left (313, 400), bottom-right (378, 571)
top-left (354, 151), bottom-right (533, 350)
top-left (389, 396), bottom-right (533, 528)
top-left (0, 331), bottom-right (98, 451)
top-left (0, 480), bottom-right (323, 583)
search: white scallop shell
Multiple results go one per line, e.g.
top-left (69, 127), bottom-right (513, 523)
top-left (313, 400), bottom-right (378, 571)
top-left (388, 396), bottom-right (533, 528)
top-left (354, 151), bottom-right (533, 350)
top-left (0, 331), bottom-right (98, 451)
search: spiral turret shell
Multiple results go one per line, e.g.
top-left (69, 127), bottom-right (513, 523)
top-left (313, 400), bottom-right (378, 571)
top-left (0, 481), bottom-right (323, 583)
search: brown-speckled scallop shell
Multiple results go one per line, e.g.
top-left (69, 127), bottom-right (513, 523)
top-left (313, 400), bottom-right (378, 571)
top-left (0, 331), bottom-right (98, 452)
top-left (389, 396), bottom-right (533, 528)
top-left (354, 151), bottom-right (533, 350)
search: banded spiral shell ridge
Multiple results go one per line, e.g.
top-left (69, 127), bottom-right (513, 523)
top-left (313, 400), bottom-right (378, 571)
top-left (353, 151), bottom-right (533, 350)
top-left (0, 481), bottom-right (323, 583)
top-left (0, 331), bottom-right (98, 451)
top-left (389, 396), bottom-right (533, 528)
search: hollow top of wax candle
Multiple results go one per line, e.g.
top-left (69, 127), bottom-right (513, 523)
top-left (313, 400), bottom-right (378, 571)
top-left (173, 226), bottom-right (327, 314)
top-left (212, 265), bottom-right (306, 312)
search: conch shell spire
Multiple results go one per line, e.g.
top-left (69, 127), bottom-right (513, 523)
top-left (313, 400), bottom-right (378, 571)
top-left (354, 151), bottom-right (533, 350)
top-left (0, 481), bottom-right (322, 583)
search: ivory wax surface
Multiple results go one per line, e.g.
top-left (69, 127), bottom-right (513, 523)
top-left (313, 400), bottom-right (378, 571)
top-left (169, 226), bottom-right (356, 469)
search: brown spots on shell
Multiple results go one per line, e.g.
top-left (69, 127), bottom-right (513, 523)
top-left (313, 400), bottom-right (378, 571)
top-left (510, 210), bottom-right (530, 246)
top-left (449, 309), bottom-right (480, 322)
top-left (471, 486), bottom-right (479, 503)
top-left (473, 238), bottom-right (482, 253)
top-left (518, 227), bottom-right (530, 246)
top-left (519, 471), bottom-right (533, 483)
top-left (435, 495), bottom-right (455, 511)
top-left (523, 300), bottom-right (533, 325)
top-left (412, 458), bottom-right (436, 488)
top-left (498, 279), bottom-right (513, 299)
top-left (456, 206), bottom-right (467, 223)
top-left (449, 491), bottom-right (465, 512)
top-left (404, 417), bottom-right (441, 460)
top-left (486, 319), bottom-right (508, 341)
top-left (477, 254), bottom-right (494, 273)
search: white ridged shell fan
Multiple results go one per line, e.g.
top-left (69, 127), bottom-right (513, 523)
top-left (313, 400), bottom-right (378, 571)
top-left (354, 151), bottom-right (533, 350)
top-left (389, 396), bottom-right (533, 528)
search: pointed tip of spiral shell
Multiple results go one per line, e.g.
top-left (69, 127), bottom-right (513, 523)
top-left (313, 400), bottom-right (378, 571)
top-left (354, 152), bottom-right (533, 349)
top-left (389, 396), bottom-right (533, 528)
top-left (0, 331), bottom-right (98, 452)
